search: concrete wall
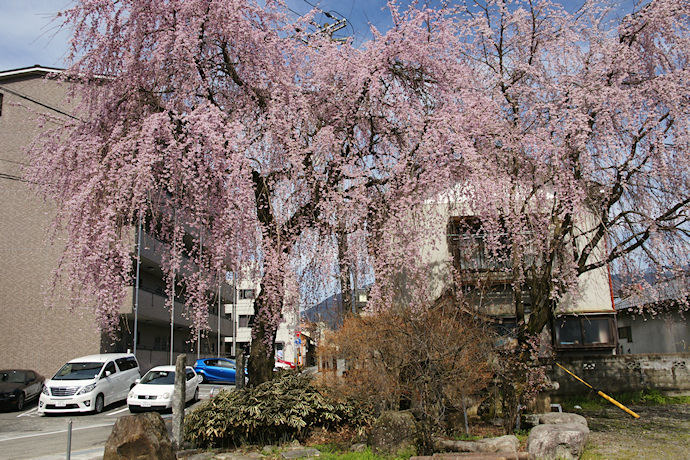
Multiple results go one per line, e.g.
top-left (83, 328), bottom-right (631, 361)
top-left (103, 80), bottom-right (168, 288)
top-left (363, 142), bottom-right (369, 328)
top-left (549, 353), bottom-right (690, 400)
top-left (617, 309), bottom-right (690, 354)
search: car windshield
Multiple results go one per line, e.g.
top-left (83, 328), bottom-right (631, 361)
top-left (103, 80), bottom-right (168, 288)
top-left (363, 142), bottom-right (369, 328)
top-left (140, 370), bottom-right (175, 385)
top-left (0, 370), bottom-right (25, 383)
top-left (53, 362), bottom-right (103, 380)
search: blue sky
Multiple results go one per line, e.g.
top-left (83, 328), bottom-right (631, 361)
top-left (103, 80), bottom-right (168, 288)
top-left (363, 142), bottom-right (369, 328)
top-left (0, 0), bottom-right (646, 71)
top-left (0, 0), bottom-right (73, 70)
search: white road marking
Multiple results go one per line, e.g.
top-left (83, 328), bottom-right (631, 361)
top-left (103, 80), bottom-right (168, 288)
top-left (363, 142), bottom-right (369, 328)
top-left (17, 407), bottom-right (38, 418)
top-left (0, 422), bottom-right (115, 442)
top-left (108, 407), bottom-right (130, 416)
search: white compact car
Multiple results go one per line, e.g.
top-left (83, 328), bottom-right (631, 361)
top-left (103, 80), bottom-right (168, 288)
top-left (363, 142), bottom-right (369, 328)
top-left (127, 365), bottom-right (201, 412)
top-left (39, 353), bottom-right (140, 414)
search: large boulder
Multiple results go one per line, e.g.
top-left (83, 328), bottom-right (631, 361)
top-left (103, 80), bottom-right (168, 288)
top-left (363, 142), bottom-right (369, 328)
top-left (103, 412), bottom-right (175, 460)
top-left (527, 423), bottom-right (589, 460)
top-left (367, 410), bottom-right (418, 455)
top-left (539, 412), bottom-right (588, 427)
top-left (433, 435), bottom-right (519, 454)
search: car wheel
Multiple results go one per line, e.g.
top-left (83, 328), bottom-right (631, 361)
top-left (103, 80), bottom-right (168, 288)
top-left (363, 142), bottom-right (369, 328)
top-left (94, 394), bottom-right (105, 414)
top-left (200, 374), bottom-right (208, 384)
top-left (128, 405), bottom-right (139, 413)
top-left (16, 393), bottom-right (25, 411)
top-left (193, 387), bottom-right (199, 402)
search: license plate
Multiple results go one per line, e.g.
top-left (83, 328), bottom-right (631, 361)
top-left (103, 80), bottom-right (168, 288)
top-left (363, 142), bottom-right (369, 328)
top-left (141, 401), bottom-right (151, 407)
top-left (56, 401), bottom-right (67, 407)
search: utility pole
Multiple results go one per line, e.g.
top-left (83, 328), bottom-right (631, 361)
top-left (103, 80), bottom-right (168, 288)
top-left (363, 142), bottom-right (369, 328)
top-left (217, 275), bottom-right (221, 358)
top-left (232, 270), bottom-right (237, 358)
top-left (170, 271), bottom-right (175, 366)
top-left (300, 10), bottom-right (347, 44)
top-left (197, 233), bottom-right (202, 361)
top-left (133, 213), bottom-right (142, 356)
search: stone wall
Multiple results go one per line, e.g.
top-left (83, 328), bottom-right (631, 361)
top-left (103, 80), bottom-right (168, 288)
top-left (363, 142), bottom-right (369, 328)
top-left (549, 353), bottom-right (690, 400)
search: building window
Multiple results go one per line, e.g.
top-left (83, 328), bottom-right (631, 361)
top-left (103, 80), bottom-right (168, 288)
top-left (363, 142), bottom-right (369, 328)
top-left (554, 316), bottom-right (615, 348)
top-left (618, 326), bottom-right (633, 342)
top-left (239, 315), bottom-right (254, 328)
top-left (239, 289), bottom-right (255, 300)
top-left (448, 217), bottom-right (511, 272)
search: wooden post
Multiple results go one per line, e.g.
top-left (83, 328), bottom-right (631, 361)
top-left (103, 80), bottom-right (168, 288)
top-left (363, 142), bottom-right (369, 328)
top-left (236, 352), bottom-right (245, 390)
top-left (172, 353), bottom-right (187, 449)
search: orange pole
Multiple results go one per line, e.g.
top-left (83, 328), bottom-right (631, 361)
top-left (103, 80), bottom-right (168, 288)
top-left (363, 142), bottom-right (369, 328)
top-left (556, 363), bottom-right (640, 419)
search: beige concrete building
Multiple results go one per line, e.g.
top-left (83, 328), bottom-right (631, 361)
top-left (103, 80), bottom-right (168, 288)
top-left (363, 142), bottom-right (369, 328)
top-left (418, 186), bottom-right (618, 355)
top-left (0, 66), bottom-right (237, 377)
top-left (0, 66), bottom-right (101, 379)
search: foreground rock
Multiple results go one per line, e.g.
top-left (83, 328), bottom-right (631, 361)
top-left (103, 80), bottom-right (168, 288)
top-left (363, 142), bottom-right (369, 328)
top-left (539, 412), bottom-right (588, 427)
top-left (527, 422), bottom-right (589, 460)
top-left (433, 435), bottom-right (519, 455)
top-left (367, 410), bottom-right (418, 455)
top-left (103, 412), bottom-right (175, 460)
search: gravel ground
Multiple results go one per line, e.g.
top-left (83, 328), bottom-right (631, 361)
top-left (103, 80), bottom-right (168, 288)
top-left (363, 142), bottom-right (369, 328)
top-left (581, 404), bottom-right (690, 460)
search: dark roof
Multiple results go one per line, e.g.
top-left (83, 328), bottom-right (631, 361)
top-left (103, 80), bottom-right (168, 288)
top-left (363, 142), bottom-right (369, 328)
top-left (302, 294), bottom-right (346, 329)
top-left (615, 274), bottom-right (689, 310)
top-left (302, 287), bottom-right (370, 330)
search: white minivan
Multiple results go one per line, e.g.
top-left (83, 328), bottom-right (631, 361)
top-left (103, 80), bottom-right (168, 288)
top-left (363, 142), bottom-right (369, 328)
top-left (38, 353), bottom-right (140, 414)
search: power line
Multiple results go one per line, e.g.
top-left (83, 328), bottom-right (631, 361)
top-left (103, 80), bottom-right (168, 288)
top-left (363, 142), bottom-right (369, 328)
top-left (0, 84), bottom-right (79, 121)
top-left (301, 0), bottom-right (340, 20)
top-left (287, 0), bottom-right (349, 42)
top-left (0, 172), bottom-right (27, 183)
top-left (0, 157), bottom-right (30, 167)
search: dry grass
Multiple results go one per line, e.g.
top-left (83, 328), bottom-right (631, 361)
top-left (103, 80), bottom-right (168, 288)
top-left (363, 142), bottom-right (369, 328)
top-left (581, 404), bottom-right (690, 460)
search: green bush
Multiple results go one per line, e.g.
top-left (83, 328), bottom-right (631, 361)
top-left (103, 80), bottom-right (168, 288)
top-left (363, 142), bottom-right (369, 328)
top-left (184, 373), bottom-right (373, 448)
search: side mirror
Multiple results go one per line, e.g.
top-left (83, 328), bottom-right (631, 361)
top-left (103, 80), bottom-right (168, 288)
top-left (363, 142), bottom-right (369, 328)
top-left (134, 378), bottom-right (141, 384)
top-left (104, 370), bottom-right (112, 378)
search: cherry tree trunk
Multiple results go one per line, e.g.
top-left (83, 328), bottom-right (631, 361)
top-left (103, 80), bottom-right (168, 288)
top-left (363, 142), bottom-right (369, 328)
top-left (247, 291), bottom-right (277, 386)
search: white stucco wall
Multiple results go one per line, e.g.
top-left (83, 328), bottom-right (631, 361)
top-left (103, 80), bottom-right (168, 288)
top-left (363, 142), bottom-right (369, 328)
top-left (417, 190), bottom-right (614, 316)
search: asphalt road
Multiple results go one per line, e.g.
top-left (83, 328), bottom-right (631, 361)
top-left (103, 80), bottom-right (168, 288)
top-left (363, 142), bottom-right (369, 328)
top-left (0, 383), bottom-right (233, 459)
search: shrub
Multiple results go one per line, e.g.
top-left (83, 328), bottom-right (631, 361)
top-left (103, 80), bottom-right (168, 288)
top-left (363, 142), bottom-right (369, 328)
top-left (184, 373), bottom-right (373, 448)
top-left (320, 304), bottom-right (494, 441)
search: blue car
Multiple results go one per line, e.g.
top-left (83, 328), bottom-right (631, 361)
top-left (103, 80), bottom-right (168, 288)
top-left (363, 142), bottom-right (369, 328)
top-left (193, 358), bottom-right (242, 384)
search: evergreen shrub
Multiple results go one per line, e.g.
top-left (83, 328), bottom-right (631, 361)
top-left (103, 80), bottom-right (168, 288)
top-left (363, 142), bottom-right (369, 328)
top-left (184, 373), bottom-right (373, 448)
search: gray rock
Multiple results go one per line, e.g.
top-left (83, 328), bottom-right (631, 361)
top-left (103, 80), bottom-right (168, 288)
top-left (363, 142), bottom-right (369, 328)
top-left (214, 454), bottom-right (266, 460)
top-left (523, 413), bottom-right (541, 428)
top-left (539, 412), bottom-right (588, 427)
top-left (350, 443), bottom-right (367, 452)
top-left (103, 412), bottom-right (175, 460)
top-left (433, 435), bottom-right (518, 454)
top-left (479, 435), bottom-right (520, 453)
top-left (367, 410), bottom-right (418, 455)
top-left (281, 447), bottom-right (321, 458)
top-left (527, 423), bottom-right (589, 460)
